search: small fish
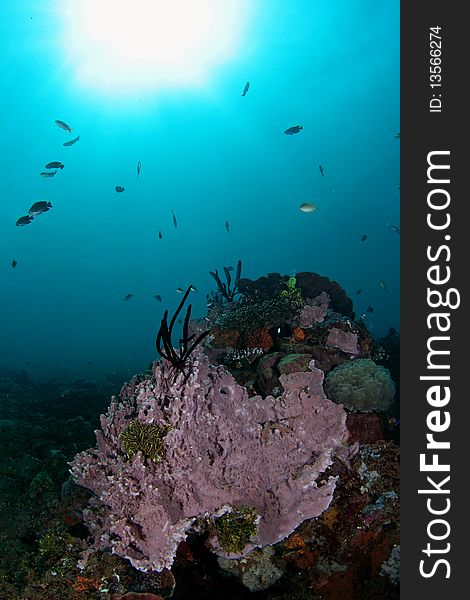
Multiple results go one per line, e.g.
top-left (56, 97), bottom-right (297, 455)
top-left (115, 186), bottom-right (125, 193)
top-left (45, 161), bottom-right (64, 169)
top-left (225, 221), bottom-right (230, 232)
top-left (16, 215), bottom-right (34, 226)
top-left (11, 259), bottom-right (18, 268)
top-left (176, 288), bottom-right (184, 294)
top-left (206, 302), bottom-right (214, 308)
top-left (241, 81), bottom-right (250, 97)
top-left (394, 132), bottom-right (400, 139)
top-left (319, 165), bottom-right (324, 177)
top-left (190, 285), bottom-right (198, 293)
top-left (379, 280), bottom-right (389, 292)
top-left (28, 201), bottom-right (52, 216)
top-left (137, 161), bottom-right (142, 178)
top-left (63, 135), bottom-right (80, 147)
top-left (225, 266), bottom-right (234, 272)
top-left (55, 119), bottom-right (72, 133)
top-left (40, 171), bottom-right (57, 178)
top-left (158, 231), bottom-right (163, 240)
top-left (355, 289), bottom-right (362, 295)
top-left (284, 125), bottom-right (303, 135)
top-left (153, 294), bottom-right (162, 301)
top-left (299, 202), bottom-right (318, 213)
top-left (123, 294), bottom-right (133, 301)
top-left (171, 210), bottom-right (177, 228)
top-left (387, 223), bottom-right (400, 234)
top-left (366, 305), bottom-right (374, 313)
top-left (360, 234), bottom-right (367, 242)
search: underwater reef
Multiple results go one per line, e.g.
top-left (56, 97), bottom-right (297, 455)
top-left (65, 270), bottom-right (399, 597)
top-left (0, 269), bottom-right (399, 599)
top-left (70, 349), bottom-right (350, 571)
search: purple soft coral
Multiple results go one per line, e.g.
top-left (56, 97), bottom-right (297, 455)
top-left (71, 350), bottom-right (349, 571)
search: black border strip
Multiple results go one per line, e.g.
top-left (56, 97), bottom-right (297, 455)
top-left (401, 2), bottom-right (466, 597)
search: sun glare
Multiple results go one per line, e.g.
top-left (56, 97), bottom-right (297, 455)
top-left (61, 0), bottom-right (248, 95)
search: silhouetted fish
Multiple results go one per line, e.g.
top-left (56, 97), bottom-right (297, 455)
top-left (319, 165), bottom-right (324, 176)
top-left (40, 171), bottom-right (57, 177)
top-left (241, 81), bottom-right (250, 97)
top-left (11, 259), bottom-right (18, 268)
top-left (387, 223), bottom-right (400, 234)
top-left (379, 280), bottom-right (389, 292)
top-left (63, 136), bottom-right (80, 147)
top-left (153, 294), bottom-right (162, 301)
top-left (225, 221), bottom-right (230, 232)
top-left (28, 201), bottom-right (52, 216)
top-left (366, 305), bottom-right (374, 313)
top-left (115, 186), bottom-right (125, 193)
top-left (158, 231), bottom-right (163, 239)
top-left (284, 125), bottom-right (303, 135)
top-left (55, 119), bottom-right (72, 133)
top-left (361, 234), bottom-right (367, 242)
top-left (171, 210), bottom-right (177, 228)
top-left (355, 289), bottom-right (362, 295)
top-left (123, 294), bottom-right (133, 301)
top-left (45, 161), bottom-right (64, 169)
top-left (137, 161), bottom-right (141, 178)
top-left (16, 215), bottom-right (33, 226)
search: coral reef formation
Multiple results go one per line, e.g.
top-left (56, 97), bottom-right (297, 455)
top-left (324, 359), bottom-right (396, 412)
top-left (70, 351), bottom-right (349, 572)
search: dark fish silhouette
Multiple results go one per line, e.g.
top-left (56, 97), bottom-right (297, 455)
top-left (63, 135), bottom-right (80, 147)
top-left (11, 259), bottom-right (18, 268)
top-left (45, 161), bottom-right (64, 169)
top-left (123, 294), bottom-right (133, 301)
top-left (225, 221), bottom-right (230, 232)
top-left (40, 171), bottom-right (57, 177)
top-left (153, 294), bottom-right (162, 301)
top-left (171, 210), bottom-right (177, 228)
top-left (137, 161), bottom-right (142, 178)
top-left (355, 289), bottom-right (362, 295)
top-left (115, 186), bottom-right (125, 193)
top-left (55, 119), bottom-right (72, 133)
top-left (366, 305), bottom-right (374, 313)
top-left (241, 81), bottom-right (250, 97)
top-left (16, 215), bottom-right (33, 226)
top-left (158, 231), bottom-right (163, 240)
top-left (29, 201), bottom-right (52, 216)
top-left (361, 234), bottom-right (367, 242)
top-left (319, 165), bottom-right (324, 176)
top-left (387, 223), bottom-right (400, 234)
top-left (284, 125), bottom-right (303, 135)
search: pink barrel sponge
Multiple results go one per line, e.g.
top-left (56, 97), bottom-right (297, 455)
top-left (70, 350), bottom-right (349, 572)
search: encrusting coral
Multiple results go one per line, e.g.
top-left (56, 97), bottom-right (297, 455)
top-left (70, 350), bottom-right (350, 572)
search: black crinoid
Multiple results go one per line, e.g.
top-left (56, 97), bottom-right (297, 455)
top-left (209, 259), bottom-right (242, 302)
top-left (156, 286), bottom-right (211, 373)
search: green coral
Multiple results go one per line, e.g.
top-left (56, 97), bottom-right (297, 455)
top-left (287, 275), bottom-right (297, 289)
top-left (214, 506), bottom-right (258, 554)
top-left (120, 420), bottom-right (171, 462)
top-left (324, 358), bottom-right (395, 413)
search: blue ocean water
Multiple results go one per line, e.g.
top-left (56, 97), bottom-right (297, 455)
top-left (0, 0), bottom-right (399, 381)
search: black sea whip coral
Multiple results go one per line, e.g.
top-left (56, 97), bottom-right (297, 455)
top-left (209, 259), bottom-right (242, 302)
top-left (155, 285), bottom-right (210, 371)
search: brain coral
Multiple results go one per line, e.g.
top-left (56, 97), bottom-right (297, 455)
top-left (324, 358), bottom-right (395, 413)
